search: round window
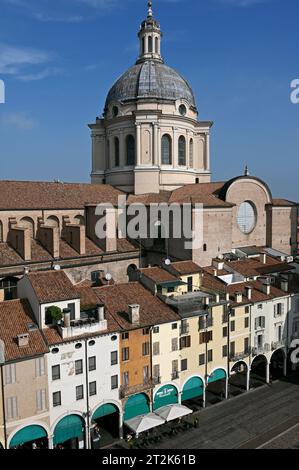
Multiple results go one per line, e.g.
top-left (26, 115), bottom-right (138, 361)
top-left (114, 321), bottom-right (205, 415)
top-left (111, 335), bottom-right (117, 341)
top-left (88, 340), bottom-right (95, 347)
top-left (237, 201), bottom-right (257, 234)
top-left (179, 104), bottom-right (187, 116)
top-left (75, 343), bottom-right (82, 349)
top-left (112, 106), bottom-right (119, 118)
top-left (51, 347), bottom-right (59, 354)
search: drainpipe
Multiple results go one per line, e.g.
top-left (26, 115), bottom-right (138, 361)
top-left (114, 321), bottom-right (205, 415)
top-left (226, 303), bottom-right (231, 400)
top-left (149, 327), bottom-right (154, 412)
top-left (0, 365), bottom-right (7, 449)
top-left (84, 339), bottom-right (91, 450)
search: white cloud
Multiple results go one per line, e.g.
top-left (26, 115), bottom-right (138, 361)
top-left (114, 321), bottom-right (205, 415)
top-left (0, 44), bottom-right (51, 75)
top-left (16, 67), bottom-right (62, 81)
top-left (2, 112), bottom-right (37, 130)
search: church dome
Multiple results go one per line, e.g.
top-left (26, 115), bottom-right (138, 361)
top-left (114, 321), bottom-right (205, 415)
top-left (105, 60), bottom-right (196, 111)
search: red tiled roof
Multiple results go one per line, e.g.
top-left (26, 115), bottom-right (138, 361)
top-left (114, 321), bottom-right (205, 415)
top-left (271, 199), bottom-right (297, 207)
top-left (94, 282), bottom-right (180, 330)
top-left (27, 270), bottom-right (80, 304)
top-left (139, 267), bottom-right (178, 283)
top-left (0, 181), bottom-right (123, 210)
top-left (0, 299), bottom-right (48, 361)
top-left (170, 261), bottom-right (202, 275)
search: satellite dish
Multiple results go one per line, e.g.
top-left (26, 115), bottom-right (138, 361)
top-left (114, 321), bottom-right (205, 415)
top-left (164, 259), bottom-right (171, 266)
top-left (105, 273), bottom-right (112, 282)
top-left (53, 265), bottom-right (61, 271)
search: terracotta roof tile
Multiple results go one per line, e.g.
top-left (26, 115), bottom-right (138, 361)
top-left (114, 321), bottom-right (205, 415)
top-left (0, 181), bottom-right (123, 210)
top-left (139, 267), bottom-right (178, 283)
top-left (170, 261), bottom-right (202, 275)
top-left (94, 282), bottom-right (180, 330)
top-left (27, 270), bottom-right (80, 304)
top-left (0, 299), bottom-right (48, 361)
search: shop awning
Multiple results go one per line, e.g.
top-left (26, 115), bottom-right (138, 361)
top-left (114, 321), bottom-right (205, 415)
top-left (53, 415), bottom-right (84, 445)
top-left (124, 413), bottom-right (165, 435)
top-left (10, 425), bottom-right (47, 448)
top-left (158, 280), bottom-right (186, 288)
top-left (155, 404), bottom-right (193, 422)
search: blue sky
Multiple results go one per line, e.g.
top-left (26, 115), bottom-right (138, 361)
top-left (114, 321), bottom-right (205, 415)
top-left (0, 0), bottom-right (298, 201)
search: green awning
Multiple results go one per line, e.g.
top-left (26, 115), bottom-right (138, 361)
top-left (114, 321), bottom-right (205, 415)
top-left (53, 415), bottom-right (84, 445)
top-left (93, 403), bottom-right (118, 421)
top-left (153, 385), bottom-right (178, 411)
top-left (208, 369), bottom-right (226, 384)
top-left (124, 394), bottom-right (150, 421)
top-left (10, 425), bottom-right (47, 448)
top-left (182, 377), bottom-right (204, 402)
top-left (158, 280), bottom-right (186, 288)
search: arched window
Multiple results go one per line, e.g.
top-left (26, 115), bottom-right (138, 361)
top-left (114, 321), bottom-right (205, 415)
top-left (189, 138), bottom-right (194, 167)
top-left (203, 243), bottom-right (207, 252)
top-left (106, 140), bottom-right (110, 169)
top-left (0, 221), bottom-right (3, 242)
top-left (114, 137), bottom-right (120, 167)
top-left (142, 37), bottom-right (145, 54)
top-left (155, 37), bottom-right (158, 54)
top-left (148, 36), bottom-right (153, 53)
top-left (126, 135), bottom-right (135, 166)
top-left (161, 134), bottom-right (172, 165)
top-left (178, 136), bottom-right (186, 166)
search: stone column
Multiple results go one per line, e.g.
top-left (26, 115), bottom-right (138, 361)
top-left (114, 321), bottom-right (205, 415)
top-left (202, 387), bottom-right (206, 408)
top-left (246, 367), bottom-right (250, 391)
top-left (225, 377), bottom-right (229, 399)
top-left (205, 133), bottom-right (210, 171)
top-left (266, 361), bottom-right (270, 384)
top-left (173, 127), bottom-right (178, 168)
top-left (283, 353), bottom-right (287, 376)
top-left (136, 124), bottom-right (141, 166)
top-left (153, 123), bottom-right (158, 166)
top-left (48, 435), bottom-right (54, 450)
top-left (186, 131), bottom-right (190, 169)
top-left (119, 413), bottom-right (124, 439)
top-left (157, 126), bottom-right (161, 166)
top-left (119, 129), bottom-right (125, 167)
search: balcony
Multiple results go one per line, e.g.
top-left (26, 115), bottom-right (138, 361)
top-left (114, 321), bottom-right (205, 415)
top-left (57, 317), bottom-right (107, 339)
top-left (152, 376), bottom-right (161, 385)
top-left (222, 314), bottom-right (229, 324)
top-left (171, 371), bottom-right (179, 380)
top-left (199, 318), bottom-right (213, 330)
top-left (119, 380), bottom-right (153, 399)
top-left (230, 349), bottom-right (251, 362)
top-left (252, 344), bottom-right (271, 356)
top-left (271, 341), bottom-right (285, 350)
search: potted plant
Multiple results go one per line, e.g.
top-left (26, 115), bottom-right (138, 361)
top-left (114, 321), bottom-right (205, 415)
top-left (46, 306), bottom-right (63, 325)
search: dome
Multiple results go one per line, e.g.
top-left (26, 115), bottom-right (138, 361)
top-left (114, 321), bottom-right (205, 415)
top-left (104, 60), bottom-right (196, 111)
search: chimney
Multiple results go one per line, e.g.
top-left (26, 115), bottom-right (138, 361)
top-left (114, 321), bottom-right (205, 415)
top-left (63, 308), bottom-right (71, 328)
top-left (205, 296), bottom-right (210, 306)
top-left (260, 253), bottom-right (267, 265)
top-left (261, 281), bottom-right (271, 295)
top-left (128, 304), bottom-right (140, 325)
top-left (245, 286), bottom-right (252, 300)
top-left (17, 333), bottom-right (29, 347)
top-left (213, 268), bottom-right (217, 277)
top-left (213, 259), bottom-right (224, 271)
top-left (280, 280), bottom-right (289, 293)
top-left (226, 292), bottom-right (230, 301)
top-left (97, 304), bottom-right (105, 322)
top-left (236, 292), bottom-right (243, 303)
top-left (215, 293), bottom-right (220, 303)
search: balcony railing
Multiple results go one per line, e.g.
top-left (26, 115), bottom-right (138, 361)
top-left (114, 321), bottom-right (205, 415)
top-left (171, 371), bottom-right (179, 380)
top-left (230, 349), bottom-right (251, 362)
top-left (119, 380), bottom-right (153, 399)
top-left (199, 318), bottom-right (214, 330)
top-left (58, 317), bottom-right (107, 339)
top-left (252, 343), bottom-right (271, 356)
top-left (152, 376), bottom-right (161, 385)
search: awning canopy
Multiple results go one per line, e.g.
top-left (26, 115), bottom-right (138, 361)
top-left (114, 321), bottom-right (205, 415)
top-left (155, 404), bottom-right (193, 422)
top-left (158, 280), bottom-right (186, 288)
top-left (53, 415), bottom-right (84, 445)
top-left (125, 413), bottom-right (165, 435)
top-left (10, 425), bottom-right (47, 448)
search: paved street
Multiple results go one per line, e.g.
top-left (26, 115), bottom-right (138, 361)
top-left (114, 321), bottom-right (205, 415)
top-left (120, 374), bottom-right (299, 450)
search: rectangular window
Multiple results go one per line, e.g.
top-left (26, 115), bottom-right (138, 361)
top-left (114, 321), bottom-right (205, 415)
top-left (67, 303), bottom-right (76, 321)
top-left (111, 375), bottom-right (118, 390)
top-left (230, 309), bottom-right (235, 317)
top-left (187, 277), bottom-right (193, 292)
top-left (255, 316), bottom-right (265, 329)
top-left (123, 371), bottom-right (129, 386)
top-left (5, 397), bottom-right (18, 420)
top-left (230, 321), bottom-right (235, 332)
top-left (222, 345), bottom-right (228, 358)
top-left (122, 347), bottom-right (129, 362)
top-left (258, 304), bottom-right (263, 310)
top-left (89, 356), bottom-right (96, 371)
top-left (153, 364), bottom-right (160, 380)
top-left (143, 327), bottom-right (150, 335)
top-left (199, 354), bottom-right (205, 366)
top-left (35, 357), bottom-right (45, 377)
top-left (207, 350), bottom-right (213, 362)
top-left (75, 360), bottom-right (83, 375)
top-left (274, 303), bottom-right (284, 317)
top-left (76, 385), bottom-right (84, 400)
top-left (89, 381), bottom-right (97, 397)
top-left (245, 317), bottom-right (249, 329)
top-left (4, 364), bottom-right (16, 385)
top-left (142, 342), bottom-right (150, 356)
top-left (121, 332), bottom-right (129, 340)
top-left (52, 365), bottom-right (60, 381)
top-left (180, 335), bottom-right (191, 349)
top-left (153, 342), bottom-right (160, 356)
top-left (199, 331), bottom-right (212, 344)
top-left (110, 351), bottom-right (118, 366)
top-left (36, 389), bottom-right (47, 412)
top-left (172, 360), bottom-right (179, 373)
top-left (143, 366), bottom-right (149, 384)
top-left (181, 359), bottom-right (188, 371)
top-left (171, 337), bottom-right (178, 351)
top-left (153, 326), bottom-right (159, 334)
top-left (172, 323), bottom-right (177, 330)
top-left (230, 341), bottom-right (235, 357)
top-left (244, 337), bottom-right (249, 352)
top-left (223, 326), bottom-right (228, 338)
top-left (295, 300), bottom-right (299, 313)
top-left (53, 391), bottom-right (61, 407)
top-left (245, 306), bottom-right (250, 314)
